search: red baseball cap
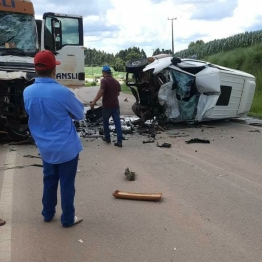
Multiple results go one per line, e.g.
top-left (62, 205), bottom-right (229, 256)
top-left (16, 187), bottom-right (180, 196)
top-left (34, 50), bottom-right (61, 70)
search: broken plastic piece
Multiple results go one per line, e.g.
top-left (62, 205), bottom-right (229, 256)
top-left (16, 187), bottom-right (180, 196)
top-left (23, 154), bottom-right (41, 159)
top-left (113, 190), bottom-right (162, 201)
top-left (185, 138), bottom-right (210, 144)
top-left (143, 139), bottom-right (155, 144)
top-left (0, 219), bottom-right (6, 226)
top-left (124, 168), bottom-right (135, 181)
top-left (249, 130), bottom-right (260, 133)
top-left (169, 134), bottom-right (189, 138)
top-left (156, 142), bottom-right (171, 148)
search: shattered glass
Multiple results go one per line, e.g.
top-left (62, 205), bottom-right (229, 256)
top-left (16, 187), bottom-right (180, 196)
top-left (178, 95), bottom-right (199, 120)
top-left (0, 12), bottom-right (37, 53)
top-left (170, 69), bottom-right (194, 99)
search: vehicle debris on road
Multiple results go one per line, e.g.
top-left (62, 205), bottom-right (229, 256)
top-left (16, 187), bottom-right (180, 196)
top-left (142, 138), bottom-right (155, 144)
top-left (185, 138), bottom-right (210, 144)
top-left (124, 167), bottom-right (136, 181)
top-left (156, 142), bottom-right (172, 148)
top-left (113, 190), bottom-right (162, 201)
top-left (23, 154), bottom-right (42, 159)
top-left (249, 130), bottom-right (260, 133)
top-left (0, 219), bottom-right (6, 226)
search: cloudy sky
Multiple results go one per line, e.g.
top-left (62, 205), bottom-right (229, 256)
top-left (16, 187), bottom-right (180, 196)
top-left (34, 0), bottom-right (261, 56)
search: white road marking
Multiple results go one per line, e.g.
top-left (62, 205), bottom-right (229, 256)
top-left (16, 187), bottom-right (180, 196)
top-left (0, 150), bottom-right (16, 262)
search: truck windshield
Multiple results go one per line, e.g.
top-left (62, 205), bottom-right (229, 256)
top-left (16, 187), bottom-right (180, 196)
top-left (0, 12), bottom-right (37, 56)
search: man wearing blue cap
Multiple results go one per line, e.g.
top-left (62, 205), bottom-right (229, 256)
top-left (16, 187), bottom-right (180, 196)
top-left (90, 65), bottom-right (122, 147)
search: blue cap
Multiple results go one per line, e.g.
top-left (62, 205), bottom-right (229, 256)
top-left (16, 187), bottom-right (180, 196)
top-left (102, 65), bottom-right (111, 72)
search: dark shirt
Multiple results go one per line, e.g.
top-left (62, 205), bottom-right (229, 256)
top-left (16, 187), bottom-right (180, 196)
top-left (100, 75), bottom-right (121, 108)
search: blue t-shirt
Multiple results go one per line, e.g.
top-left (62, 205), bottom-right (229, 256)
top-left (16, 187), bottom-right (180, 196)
top-left (23, 77), bottom-right (84, 164)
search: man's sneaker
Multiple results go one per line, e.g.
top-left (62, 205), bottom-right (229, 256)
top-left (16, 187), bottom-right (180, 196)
top-left (102, 137), bottom-right (111, 143)
top-left (114, 142), bottom-right (122, 147)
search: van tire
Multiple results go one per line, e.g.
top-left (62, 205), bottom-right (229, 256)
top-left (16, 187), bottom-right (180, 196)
top-left (125, 58), bottom-right (148, 73)
top-left (132, 102), bottom-right (141, 117)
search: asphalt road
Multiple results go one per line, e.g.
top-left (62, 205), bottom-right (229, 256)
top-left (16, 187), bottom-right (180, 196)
top-left (1, 87), bottom-right (262, 262)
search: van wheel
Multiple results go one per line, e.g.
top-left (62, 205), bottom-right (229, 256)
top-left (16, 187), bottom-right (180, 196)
top-left (132, 102), bottom-right (142, 117)
top-left (125, 58), bottom-right (148, 73)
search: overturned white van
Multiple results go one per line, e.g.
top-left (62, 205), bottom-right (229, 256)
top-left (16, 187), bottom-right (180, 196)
top-left (125, 55), bottom-right (256, 123)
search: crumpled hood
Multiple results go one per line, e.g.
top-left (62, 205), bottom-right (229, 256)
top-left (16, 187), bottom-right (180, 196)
top-left (143, 57), bottom-right (172, 74)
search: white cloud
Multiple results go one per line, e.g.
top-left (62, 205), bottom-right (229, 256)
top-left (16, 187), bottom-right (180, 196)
top-left (34, 0), bottom-right (262, 56)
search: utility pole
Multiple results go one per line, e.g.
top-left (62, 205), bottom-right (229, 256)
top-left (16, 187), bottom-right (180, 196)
top-left (168, 17), bottom-right (177, 54)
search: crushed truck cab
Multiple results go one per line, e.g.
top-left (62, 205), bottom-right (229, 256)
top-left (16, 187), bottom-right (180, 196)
top-left (0, 0), bottom-right (85, 142)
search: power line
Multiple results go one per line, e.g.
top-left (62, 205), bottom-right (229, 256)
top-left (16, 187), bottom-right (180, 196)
top-left (181, 0), bottom-right (215, 14)
top-left (201, 6), bottom-right (237, 21)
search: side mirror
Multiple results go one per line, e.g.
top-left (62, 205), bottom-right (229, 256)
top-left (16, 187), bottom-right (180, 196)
top-left (51, 18), bottom-right (62, 51)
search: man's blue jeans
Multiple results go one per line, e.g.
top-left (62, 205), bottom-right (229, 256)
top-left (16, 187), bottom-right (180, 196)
top-left (102, 107), bottom-right (122, 143)
top-left (42, 154), bottom-right (79, 227)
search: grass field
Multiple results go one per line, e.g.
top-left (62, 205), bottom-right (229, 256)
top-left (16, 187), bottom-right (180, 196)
top-left (85, 67), bottom-right (125, 79)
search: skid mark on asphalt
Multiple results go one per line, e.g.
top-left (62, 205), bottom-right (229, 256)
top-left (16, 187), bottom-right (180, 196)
top-left (0, 150), bottom-right (16, 262)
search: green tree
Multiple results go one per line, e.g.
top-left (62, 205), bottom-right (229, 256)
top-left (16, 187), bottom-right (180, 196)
top-left (113, 57), bottom-right (125, 72)
top-left (126, 51), bottom-right (142, 61)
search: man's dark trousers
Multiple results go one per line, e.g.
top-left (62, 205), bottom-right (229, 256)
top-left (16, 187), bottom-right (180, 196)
top-left (102, 108), bottom-right (122, 143)
top-left (42, 154), bottom-right (79, 227)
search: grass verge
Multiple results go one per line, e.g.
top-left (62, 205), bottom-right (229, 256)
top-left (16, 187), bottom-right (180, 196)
top-left (121, 83), bottom-right (132, 94)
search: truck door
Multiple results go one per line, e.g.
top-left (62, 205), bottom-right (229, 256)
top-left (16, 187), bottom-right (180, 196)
top-left (41, 12), bottom-right (85, 88)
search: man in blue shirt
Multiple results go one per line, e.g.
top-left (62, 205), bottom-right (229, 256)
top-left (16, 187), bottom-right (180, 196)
top-left (23, 50), bottom-right (84, 228)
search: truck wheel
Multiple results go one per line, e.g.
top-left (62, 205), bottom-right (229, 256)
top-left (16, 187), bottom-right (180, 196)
top-left (125, 58), bottom-right (148, 73)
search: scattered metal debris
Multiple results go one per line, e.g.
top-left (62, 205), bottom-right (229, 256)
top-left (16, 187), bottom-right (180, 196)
top-left (201, 125), bottom-right (216, 128)
top-left (171, 134), bottom-right (189, 138)
top-left (85, 106), bottom-right (103, 124)
top-left (249, 130), bottom-right (260, 133)
top-left (143, 138), bottom-right (155, 144)
top-left (0, 164), bottom-right (43, 171)
top-left (156, 142), bottom-right (171, 148)
top-left (31, 164), bottom-right (43, 168)
top-left (82, 133), bottom-right (103, 138)
top-left (0, 219), bottom-right (6, 226)
top-left (75, 107), bottom-right (137, 139)
top-left (124, 167), bottom-right (136, 181)
top-left (168, 131), bottom-right (189, 138)
top-left (249, 123), bottom-right (262, 127)
top-left (23, 154), bottom-right (42, 159)
top-left (185, 138), bottom-right (210, 144)
top-left (113, 190), bottom-right (162, 201)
